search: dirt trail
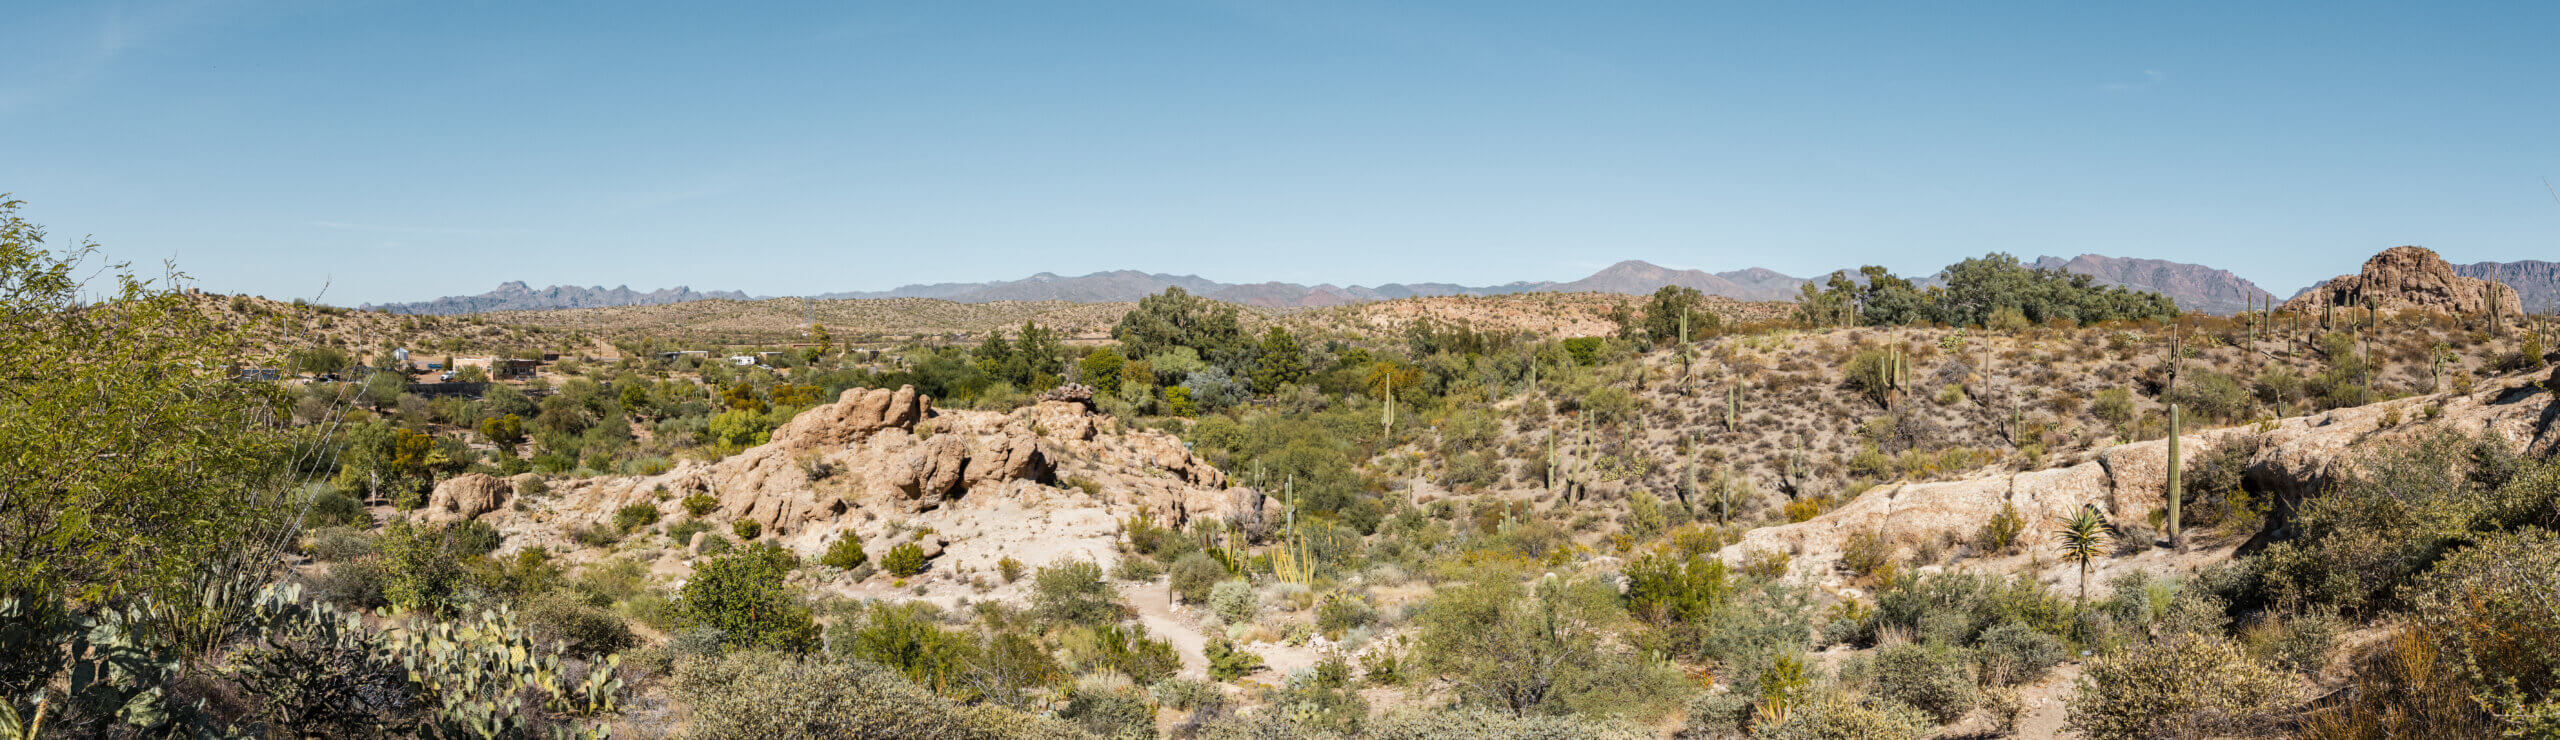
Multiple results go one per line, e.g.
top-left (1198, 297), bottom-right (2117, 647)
top-left (1127, 581), bottom-right (1210, 677)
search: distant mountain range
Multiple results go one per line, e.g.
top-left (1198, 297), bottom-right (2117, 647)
top-left (363, 282), bottom-right (750, 315)
top-left (369, 252), bottom-right (2551, 317)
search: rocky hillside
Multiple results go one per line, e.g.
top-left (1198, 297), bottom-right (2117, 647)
top-left (2281, 246), bottom-right (2526, 316)
top-left (2453, 259), bottom-right (2560, 314)
top-left (449, 385), bottom-right (1269, 579)
top-left (368, 282), bottom-right (752, 315)
top-left (2030, 254), bottom-right (2268, 315)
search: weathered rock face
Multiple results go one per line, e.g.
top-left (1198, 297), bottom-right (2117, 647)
top-left (422, 473), bottom-right (511, 522)
top-left (2282, 246), bottom-right (2527, 317)
top-left (484, 384), bottom-right (1266, 576)
top-left (1727, 367), bottom-right (2557, 574)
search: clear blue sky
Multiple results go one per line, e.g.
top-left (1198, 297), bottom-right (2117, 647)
top-left (4, 2), bottom-right (2555, 305)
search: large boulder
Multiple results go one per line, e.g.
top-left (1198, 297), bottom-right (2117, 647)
top-left (769, 385), bottom-right (930, 449)
top-left (423, 473), bottom-right (511, 522)
top-left (2282, 246), bottom-right (2526, 317)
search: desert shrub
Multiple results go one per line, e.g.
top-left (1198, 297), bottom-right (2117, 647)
top-left (1869, 642), bottom-right (1977, 723)
top-left (2405, 528), bottom-right (2560, 720)
top-left (997, 556), bottom-right (1025, 583)
top-left (1208, 579), bottom-right (1258, 624)
top-left (2088, 388), bottom-right (2135, 437)
top-left (613, 503), bottom-right (661, 532)
top-left (2067, 637), bottom-right (2297, 740)
top-left (305, 526), bottom-right (376, 562)
top-left (376, 519), bottom-right (463, 613)
top-left (1974, 620), bottom-right (2065, 686)
top-left (679, 550), bottom-right (816, 651)
top-left (570, 521), bottom-right (623, 547)
top-left (834, 604), bottom-right (970, 689)
top-left (1163, 553), bottom-right (1223, 606)
top-left (523, 592), bottom-right (637, 657)
top-left (2239, 610), bottom-right (2343, 676)
top-left (1033, 560), bottom-right (1125, 626)
top-left (732, 519), bottom-right (763, 541)
top-left (2162, 370), bottom-right (2252, 423)
top-left (1839, 530), bottom-right (1892, 578)
top-left (311, 557), bottom-right (388, 608)
top-left (882, 542), bottom-right (928, 577)
top-left (443, 520), bottom-right (504, 557)
top-left (1413, 572), bottom-right (1688, 719)
top-left (1112, 555), bottom-right (1163, 581)
top-left (1150, 676), bottom-right (1224, 712)
top-left (1623, 550), bottom-right (1731, 625)
top-left (1316, 591), bottom-right (1375, 636)
top-left (305, 487), bottom-right (374, 528)
top-left (1974, 500), bottom-right (2025, 553)
top-left (681, 492), bottom-right (718, 517)
top-left (672, 650), bottom-right (1058, 739)
top-left (2250, 431), bottom-right (2548, 614)
top-left (819, 535), bottom-right (868, 570)
top-left (1205, 636), bottom-right (1263, 681)
top-left (1752, 692), bottom-right (1934, 740)
top-left (1364, 706), bottom-right (1650, 739)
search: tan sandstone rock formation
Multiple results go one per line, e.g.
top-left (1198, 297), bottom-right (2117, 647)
top-left (422, 472), bottom-right (511, 522)
top-left (1727, 367), bottom-right (2557, 575)
top-left (480, 385), bottom-right (1271, 578)
top-left (2281, 246), bottom-right (2526, 317)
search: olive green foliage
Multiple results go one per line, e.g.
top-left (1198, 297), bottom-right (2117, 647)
top-left (0, 198), bottom-right (294, 605)
top-left (2252, 431), bottom-right (2556, 614)
top-left (821, 534), bottom-right (869, 570)
top-left (1361, 706), bottom-right (1652, 739)
top-left (1634, 285), bottom-right (1721, 346)
top-left (2067, 637), bottom-right (2297, 740)
top-left (522, 592), bottom-right (637, 657)
top-left (681, 491), bottom-right (718, 517)
top-left (672, 650), bottom-right (1073, 740)
top-left (2405, 528), bottom-right (2560, 724)
top-left (882, 542), bottom-right (928, 577)
top-left (613, 503), bottom-right (661, 532)
top-left (1799, 254), bottom-right (2178, 329)
top-left (376, 520), bottom-right (464, 613)
top-left (1168, 552), bottom-right (1225, 604)
top-left (1412, 572), bottom-right (1687, 719)
top-left (1868, 642), bottom-right (1978, 723)
top-left (1623, 550), bottom-right (1730, 625)
top-left (732, 518), bottom-right (763, 541)
top-left (679, 549), bottom-right (816, 651)
top-left (1750, 692), bottom-right (1935, 740)
top-left (1112, 286), bottom-right (1248, 369)
top-left (1208, 579), bottom-right (1258, 624)
top-left (1974, 620), bottom-right (2066, 686)
top-left (1061, 672), bottom-right (1153, 739)
top-left (836, 604), bottom-right (972, 691)
top-left (1032, 561), bottom-right (1126, 626)
top-left (1205, 635), bottom-right (1263, 681)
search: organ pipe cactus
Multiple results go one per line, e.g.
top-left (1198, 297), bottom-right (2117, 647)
top-left (2165, 403), bottom-right (2182, 549)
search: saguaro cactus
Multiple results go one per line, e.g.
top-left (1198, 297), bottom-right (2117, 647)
top-left (2165, 403), bottom-right (2182, 549)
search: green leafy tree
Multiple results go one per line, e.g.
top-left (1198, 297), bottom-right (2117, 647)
top-left (0, 196), bottom-right (294, 606)
top-left (1111, 287), bottom-right (1247, 369)
top-left (1414, 572), bottom-right (1688, 718)
top-left (1078, 348), bottom-right (1127, 394)
top-left (1249, 326), bottom-right (1308, 393)
top-left (680, 549), bottom-right (816, 650)
top-left (1639, 285), bottom-right (1721, 346)
top-left (479, 413), bottom-right (527, 449)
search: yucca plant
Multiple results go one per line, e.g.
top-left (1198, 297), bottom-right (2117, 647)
top-left (2057, 506), bottom-right (2112, 607)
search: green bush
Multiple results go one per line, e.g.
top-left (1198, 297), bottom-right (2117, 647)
top-left (2066, 637), bottom-right (2297, 740)
top-left (444, 520), bottom-right (504, 557)
top-left (1365, 707), bottom-right (1650, 739)
top-left (1752, 692), bottom-right (1935, 740)
top-left (834, 604), bottom-right (970, 689)
top-left (1973, 620), bottom-right (2065, 686)
top-left (1316, 591), bottom-right (1375, 636)
top-left (1413, 572), bottom-right (1688, 719)
top-left (1206, 636), bottom-right (1263, 681)
top-left (732, 519), bottom-right (763, 541)
top-left (1208, 579), bottom-right (1258, 624)
top-left (672, 650), bottom-right (1070, 739)
top-left (304, 526), bottom-right (376, 562)
top-left (306, 487), bottom-right (374, 528)
top-left (679, 550), bottom-right (816, 651)
top-left (682, 492), bottom-right (718, 517)
top-left (377, 519), bottom-right (462, 613)
top-left (1032, 560), bottom-right (1125, 626)
top-left (614, 503), bottom-right (661, 532)
top-left (1112, 555), bottom-right (1163, 581)
top-left (570, 521), bottom-right (623, 547)
top-left (821, 535), bottom-right (869, 570)
top-left (1061, 672), bottom-right (1153, 739)
top-left (882, 542), bottom-right (928, 577)
top-left (2407, 528), bottom-right (2560, 716)
top-left (523, 592), bottom-right (637, 657)
top-left (1169, 552), bottom-right (1225, 604)
top-left (1869, 642), bottom-right (1977, 723)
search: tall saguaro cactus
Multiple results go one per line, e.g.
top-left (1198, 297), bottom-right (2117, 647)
top-left (2165, 403), bottom-right (2182, 549)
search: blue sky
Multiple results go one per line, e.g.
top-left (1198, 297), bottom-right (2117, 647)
top-left (3, 2), bottom-right (2554, 305)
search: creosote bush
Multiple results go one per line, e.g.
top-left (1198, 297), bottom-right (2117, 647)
top-left (882, 542), bottom-right (928, 577)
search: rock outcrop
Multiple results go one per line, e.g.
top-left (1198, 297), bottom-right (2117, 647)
top-left (1727, 366), bottom-right (2557, 574)
top-left (422, 473), bottom-right (511, 522)
top-left (481, 385), bottom-right (1268, 577)
top-left (2282, 246), bottom-right (2526, 317)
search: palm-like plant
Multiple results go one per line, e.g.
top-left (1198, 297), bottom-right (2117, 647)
top-left (2057, 506), bottom-right (2111, 606)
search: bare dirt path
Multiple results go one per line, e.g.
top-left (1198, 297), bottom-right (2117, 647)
top-left (1127, 580), bottom-right (1210, 677)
